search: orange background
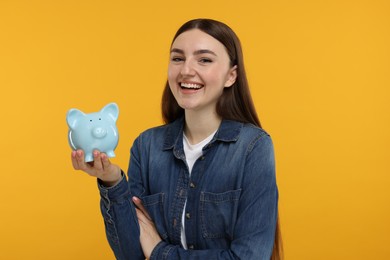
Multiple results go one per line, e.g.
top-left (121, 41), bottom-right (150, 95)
top-left (0, 0), bottom-right (389, 259)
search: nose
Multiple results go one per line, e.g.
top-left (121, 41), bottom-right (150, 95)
top-left (180, 60), bottom-right (196, 76)
top-left (92, 127), bottom-right (107, 139)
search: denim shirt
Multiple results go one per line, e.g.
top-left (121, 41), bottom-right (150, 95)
top-left (98, 118), bottom-right (278, 260)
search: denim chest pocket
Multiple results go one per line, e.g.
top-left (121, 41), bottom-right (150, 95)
top-left (141, 193), bottom-right (168, 240)
top-left (200, 189), bottom-right (242, 239)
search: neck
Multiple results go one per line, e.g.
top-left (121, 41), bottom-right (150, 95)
top-left (184, 110), bottom-right (221, 145)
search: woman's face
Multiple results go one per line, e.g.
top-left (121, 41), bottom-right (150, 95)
top-left (168, 29), bottom-right (237, 114)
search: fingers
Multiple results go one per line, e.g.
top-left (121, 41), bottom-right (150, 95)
top-left (71, 149), bottom-right (109, 175)
top-left (101, 152), bottom-right (111, 170)
top-left (93, 151), bottom-right (113, 175)
top-left (134, 200), bottom-right (162, 259)
top-left (71, 150), bottom-right (79, 169)
top-left (93, 150), bottom-right (104, 171)
top-left (71, 149), bottom-right (86, 170)
top-left (135, 208), bottom-right (149, 225)
top-left (133, 197), bottom-right (152, 221)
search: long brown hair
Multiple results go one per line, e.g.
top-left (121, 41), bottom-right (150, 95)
top-left (161, 18), bottom-right (283, 259)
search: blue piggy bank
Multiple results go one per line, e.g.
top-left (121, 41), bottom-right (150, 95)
top-left (66, 103), bottom-right (119, 162)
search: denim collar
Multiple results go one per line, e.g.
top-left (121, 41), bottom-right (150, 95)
top-left (162, 117), bottom-right (243, 151)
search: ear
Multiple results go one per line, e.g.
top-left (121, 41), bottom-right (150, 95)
top-left (101, 103), bottom-right (119, 122)
top-left (224, 65), bottom-right (237, 88)
top-left (66, 109), bottom-right (85, 129)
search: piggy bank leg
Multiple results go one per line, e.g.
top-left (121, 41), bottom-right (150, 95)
top-left (106, 150), bottom-right (116, 158)
top-left (85, 153), bottom-right (94, 162)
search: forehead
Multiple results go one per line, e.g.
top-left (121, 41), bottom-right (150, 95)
top-left (171, 29), bottom-right (227, 55)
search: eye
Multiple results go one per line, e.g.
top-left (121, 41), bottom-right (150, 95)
top-left (90, 120), bottom-right (92, 122)
top-left (199, 58), bottom-right (212, 64)
top-left (99, 118), bottom-right (101, 120)
top-left (171, 56), bottom-right (184, 62)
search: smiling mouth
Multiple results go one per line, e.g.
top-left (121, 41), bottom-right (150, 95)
top-left (180, 82), bottom-right (204, 90)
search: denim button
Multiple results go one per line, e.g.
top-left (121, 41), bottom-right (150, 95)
top-left (186, 213), bottom-right (191, 219)
top-left (188, 244), bottom-right (194, 250)
top-left (200, 156), bottom-right (205, 160)
top-left (190, 182), bottom-right (196, 188)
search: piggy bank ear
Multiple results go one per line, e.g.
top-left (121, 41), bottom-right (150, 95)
top-left (66, 109), bottom-right (86, 129)
top-left (101, 103), bottom-right (119, 122)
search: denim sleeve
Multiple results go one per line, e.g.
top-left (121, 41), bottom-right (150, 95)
top-left (98, 172), bottom-right (145, 260)
top-left (149, 134), bottom-right (278, 260)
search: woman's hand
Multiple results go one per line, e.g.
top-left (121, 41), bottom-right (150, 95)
top-left (132, 196), bottom-right (162, 259)
top-left (71, 149), bottom-right (122, 186)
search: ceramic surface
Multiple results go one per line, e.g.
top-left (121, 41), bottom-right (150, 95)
top-left (66, 103), bottom-right (119, 162)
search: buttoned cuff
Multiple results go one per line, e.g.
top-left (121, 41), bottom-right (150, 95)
top-left (97, 171), bottom-right (128, 204)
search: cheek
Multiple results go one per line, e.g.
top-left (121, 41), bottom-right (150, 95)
top-left (167, 65), bottom-right (178, 83)
top-left (205, 68), bottom-right (229, 85)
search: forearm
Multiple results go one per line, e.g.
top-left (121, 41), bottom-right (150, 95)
top-left (98, 174), bottom-right (145, 260)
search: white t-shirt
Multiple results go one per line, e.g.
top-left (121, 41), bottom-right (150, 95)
top-left (181, 130), bottom-right (216, 249)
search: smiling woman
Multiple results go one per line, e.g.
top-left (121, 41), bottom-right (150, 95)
top-left (1, 0), bottom-right (388, 258)
top-left (71, 18), bottom-right (282, 260)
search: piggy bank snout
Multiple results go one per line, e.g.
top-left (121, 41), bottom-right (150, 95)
top-left (92, 127), bottom-right (107, 139)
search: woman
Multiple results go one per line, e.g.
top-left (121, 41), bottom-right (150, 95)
top-left (71, 18), bottom-right (282, 259)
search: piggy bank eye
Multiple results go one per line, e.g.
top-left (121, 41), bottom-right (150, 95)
top-left (90, 119), bottom-right (92, 122)
top-left (99, 118), bottom-right (101, 120)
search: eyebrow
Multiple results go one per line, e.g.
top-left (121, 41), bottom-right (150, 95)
top-left (170, 48), bottom-right (217, 56)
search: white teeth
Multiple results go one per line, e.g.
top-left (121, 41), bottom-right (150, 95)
top-left (180, 83), bottom-right (203, 89)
